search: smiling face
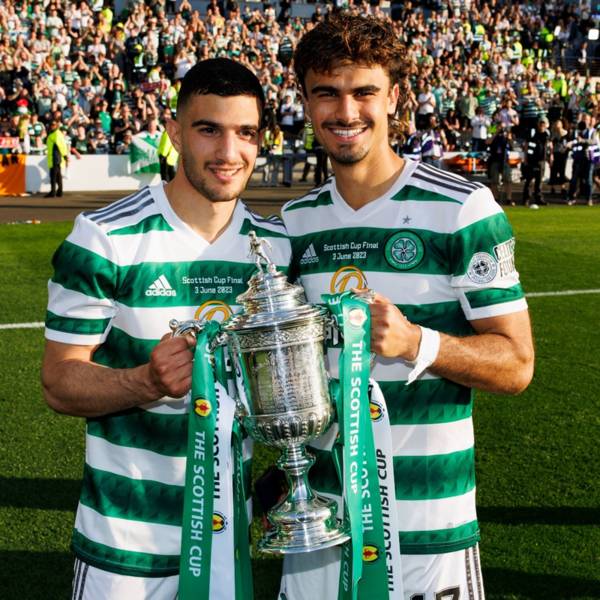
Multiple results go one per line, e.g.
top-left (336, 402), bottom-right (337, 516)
top-left (303, 63), bottom-right (399, 167)
top-left (167, 93), bottom-right (261, 203)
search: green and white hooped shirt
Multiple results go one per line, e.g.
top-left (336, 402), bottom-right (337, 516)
top-left (282, 158), bottom-right (527, 556)
top-left (45, 184), bottom-right (291, 576)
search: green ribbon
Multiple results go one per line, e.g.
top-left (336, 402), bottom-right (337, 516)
top-left (323, 292), bottom-right (390, 600)
top-left (179, 320), bottom-right (221, 599)
top-left (179, 322), bottom-right (252, 599)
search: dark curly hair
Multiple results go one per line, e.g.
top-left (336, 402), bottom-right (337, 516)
top-left (293, 13), bottom-right (412, 141)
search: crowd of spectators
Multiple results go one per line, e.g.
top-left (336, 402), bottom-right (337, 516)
top-left (0, 0), bottom-right (599, 193)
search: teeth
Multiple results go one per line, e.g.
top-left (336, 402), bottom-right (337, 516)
top-left (331, 128), bottom-right (365, 137)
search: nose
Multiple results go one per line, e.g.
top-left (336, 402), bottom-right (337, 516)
top-left (335, 94), bottom-right (361, 124)
top-left (216, 130), bottom-right (239, 162)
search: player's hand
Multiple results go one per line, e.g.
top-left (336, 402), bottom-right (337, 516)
top-left (147, 333), bottom-right (196, 399)
top-left (368, 292), bottom-right (422, 361)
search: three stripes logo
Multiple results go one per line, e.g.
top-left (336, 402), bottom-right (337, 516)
top-left (300, 243), bottom-right (319, 265)
top-left (145, 275), bottom-right (177, 297)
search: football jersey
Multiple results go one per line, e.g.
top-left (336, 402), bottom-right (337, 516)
top-left (282, 159), bottom-right (527, 556)
top-left (45, 183), bottom-right (291, 576)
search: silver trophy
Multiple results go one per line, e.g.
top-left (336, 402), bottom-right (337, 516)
top-left (171, 232), bottom-right (349, 554)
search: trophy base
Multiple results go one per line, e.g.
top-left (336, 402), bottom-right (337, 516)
top-left (258, 495), bottom-right (350, 554)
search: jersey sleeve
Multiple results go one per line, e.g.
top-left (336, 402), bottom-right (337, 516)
top-left (449, 186), bottom-right (528, 321)
top-left (45, 214), bottom-right (118, 346)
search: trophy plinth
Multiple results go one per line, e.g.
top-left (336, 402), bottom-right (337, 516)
top-left (223, 232), bottom-right (349, 554)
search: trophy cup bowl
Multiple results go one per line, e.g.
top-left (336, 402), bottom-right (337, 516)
top-left (222, 232), bottom-right (350, 554)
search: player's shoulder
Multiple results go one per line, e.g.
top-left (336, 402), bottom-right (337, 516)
top-left (408, 162), bottom-right (487, 206)
top-left (81, 186), bottom-right (161, 233)
top-left (281, 177), bottom-right (335, 217)
top-left (239, 203), bottom-right (288, 239)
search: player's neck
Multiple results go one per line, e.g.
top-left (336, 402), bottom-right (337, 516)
top-left (164, 176), bottom-right (237, 244)
top-left (333, 147), bottom-right (405, 211)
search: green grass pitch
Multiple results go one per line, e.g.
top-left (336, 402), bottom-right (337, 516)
top-left (0, 206), bottom-right (599, 599)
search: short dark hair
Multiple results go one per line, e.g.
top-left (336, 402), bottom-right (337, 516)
top-left (177, 58), bottom-right (265, 118)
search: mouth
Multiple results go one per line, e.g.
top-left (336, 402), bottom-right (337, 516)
top-left (325, 124), bottom-right (369, 143)
top-left (207, 164), bottom-right (245, 183)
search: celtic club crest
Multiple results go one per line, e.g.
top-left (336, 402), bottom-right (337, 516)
top-left (384, 231), bottom-right (425, 271)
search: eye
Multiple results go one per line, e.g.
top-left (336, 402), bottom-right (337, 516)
top-left (198, 126), bottom-right (216, 135)
top-left (240, 128), bottom-right (258, 139)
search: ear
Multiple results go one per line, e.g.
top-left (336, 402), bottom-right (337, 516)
top-left (388, 82), bottom-right (400, 117)
top-left (165, 117), bottom-right (181, 154)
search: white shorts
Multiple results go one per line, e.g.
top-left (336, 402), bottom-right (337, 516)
top-left (72, 558), bottom-right (178, 600)
top-left (279, 544), bottom-right (485, 600)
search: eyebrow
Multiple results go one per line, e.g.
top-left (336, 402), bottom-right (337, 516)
top-left (190, 119), bottom-right (258, 130)
top-left (310, 84), bottom-right (381, 95)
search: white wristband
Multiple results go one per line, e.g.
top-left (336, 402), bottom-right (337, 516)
top-left (406, 326), bottom-right (441, 385)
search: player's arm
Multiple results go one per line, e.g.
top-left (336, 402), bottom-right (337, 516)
top-left (369, 295), bottom-right (534, 395)
top-left (41, 335), bottom-right (195, 418)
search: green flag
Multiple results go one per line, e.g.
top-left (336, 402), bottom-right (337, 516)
top-left (130, 132), bottom-right (161, 174)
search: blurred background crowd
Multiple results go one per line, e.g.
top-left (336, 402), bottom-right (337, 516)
top-left (1, 0), bottom-right (600, 199)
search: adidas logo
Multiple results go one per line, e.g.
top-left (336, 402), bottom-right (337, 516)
top-left (300, 243), bottom-right (319, 265)
top-left (145, 275), bottom-right (177, 297)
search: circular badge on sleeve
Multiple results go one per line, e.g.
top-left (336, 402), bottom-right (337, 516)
top-left (467, 252), bottom-right (498, 284)
top-left (384, 231), bottom-right (425, 271)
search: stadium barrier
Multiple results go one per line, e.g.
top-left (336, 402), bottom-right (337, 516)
top-left (1, 151), bottom-right (572, 196)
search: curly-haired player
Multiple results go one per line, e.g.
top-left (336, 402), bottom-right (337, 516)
top-left (279, 13), bottom-right (534, 600)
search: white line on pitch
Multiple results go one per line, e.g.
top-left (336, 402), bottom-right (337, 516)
top-left (526, 289), bottom-right (600, 298)
top-left (0, 322), bottom-right (45, 330)
top-left (0, 288), bottom-right (599, 331)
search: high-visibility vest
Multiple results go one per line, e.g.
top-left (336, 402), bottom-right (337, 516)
top-left (512, 41), bottom-right (523, 60)
top-left (46, 129), bottom-right (68, 168)
top-left (158, 130), bottom-right (178, 167)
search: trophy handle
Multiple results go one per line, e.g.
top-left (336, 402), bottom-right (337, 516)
top-left (169, 318), bottom-right (206, 338)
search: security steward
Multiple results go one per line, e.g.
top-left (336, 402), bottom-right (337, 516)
top-left (522, 118), bottom-right (551, 206)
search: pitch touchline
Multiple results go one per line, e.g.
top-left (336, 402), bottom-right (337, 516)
top-left (1, 289), bottom-right (599, 331)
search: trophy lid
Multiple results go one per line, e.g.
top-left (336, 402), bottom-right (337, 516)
top-left (224, 231), bottom-right (326, 331)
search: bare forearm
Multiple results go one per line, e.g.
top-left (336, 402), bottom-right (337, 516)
top-left (430, 331), bottom-right (534, 395)
top-left (42, 359), bottom-right (160, 418)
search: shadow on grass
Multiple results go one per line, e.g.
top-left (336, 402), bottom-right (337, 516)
top-left (0, 551), bottom-right (282, 600)
top-left (479, 506), bottom-right (599, 526)
top-left (0, 550), bottom-right (73, 599)
top-left (0, 477), bottom-right (80, 510)
top-left (484, 567), bottom-right (600, 599)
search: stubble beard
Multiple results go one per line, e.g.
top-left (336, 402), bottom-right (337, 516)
top-left (319, 120), bottom-right (372, 165)
top-left (181, 148), bottom-right (248, 203)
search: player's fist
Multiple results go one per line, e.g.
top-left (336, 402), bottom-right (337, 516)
top-left (368, 292), bottom-right (421, 361)
top-left (147, 333), bottom-right (196, 399)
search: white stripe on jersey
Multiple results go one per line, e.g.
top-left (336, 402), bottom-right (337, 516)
top-left (454, 187), bottom-right (503, 230)
top-left (85, 434), bottom-right (186, 486)
top-left (45, 327), bottom-right (110, 346)
top-left (301, 272), bottom-right (459, 307)
top-left (391, 418), bottom-right (474, 456)
top-left (460, 298), bottom-right (528, 321)
top-left (396, 488), bottom-right (477, 532)
top-left (75, 504), bottom-right (181, 555)
top-left (140, 398), bottom-right (188, 415)
top-left (110, 303), bottom-right (242, 340)
top-left (48, 281), bottom-right (116, 320)
top-left (327, 347), bottom-right (437, 383)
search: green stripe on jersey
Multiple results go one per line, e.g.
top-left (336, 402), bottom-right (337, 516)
top-left (392, 184), bottom-right (463, 204)
top-left (239, 218), bottom-right (287, 238)
top-left (80, 464), bottom-right (182, 525)
top-left (309, 446), bottom-right (476, 501)
top-left (87, 409), bottom-right (187, 456)
top-left (380, 379), bottom-right (472, 425)
top-left (451, 212), bottom-right (515, 276)
top-left (400, 301), bottom-right (472, 336)
top-left (465, 284), bottom-right (524, 309)
top-left (51, 241), bottom-right (117, 300)
top-left (107, 213), bottom-right (174, 236)
top-left (399, 520), bottom-right (480, 554)
top-left (284, 190), bottom-right (333, 212)
top-left (291, 227), bottom-right (451, 276)
top-left (72, 529), bottom-right (179, 576)
top-left (394, 447), bottom-right (475, 500)
top-left (93, 327), bottom-right (156, 368)
top-left (46, 310), bottom-right (111, 335)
